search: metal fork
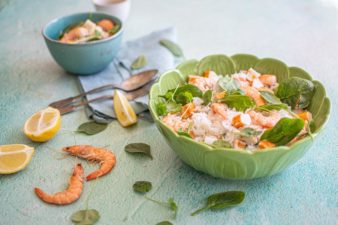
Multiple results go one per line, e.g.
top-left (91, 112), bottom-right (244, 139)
top-left (57, 81), bottom-right (154, 115)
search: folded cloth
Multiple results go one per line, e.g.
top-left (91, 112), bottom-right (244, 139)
top-left (78, 27), bottom-right (180, 123)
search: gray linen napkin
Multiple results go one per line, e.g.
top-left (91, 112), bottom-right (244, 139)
top-left (78, 27), bottom-right (179, 123)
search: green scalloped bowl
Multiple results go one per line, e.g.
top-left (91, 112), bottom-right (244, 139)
top-left (149, 54), bottom-right (330, 179)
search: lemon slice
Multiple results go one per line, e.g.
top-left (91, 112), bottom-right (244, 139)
top-left (0, 144), bottom-right (34, 174)
top-left (113, 90), bottom-right (137, 127)
top-left (24, 107), bottom-right (61, 142)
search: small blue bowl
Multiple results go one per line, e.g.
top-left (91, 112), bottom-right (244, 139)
top-left (43, 12), bottom-right (123, 75)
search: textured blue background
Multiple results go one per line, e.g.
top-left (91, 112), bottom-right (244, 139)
top-left (0, 0), bottom-right (337, 224)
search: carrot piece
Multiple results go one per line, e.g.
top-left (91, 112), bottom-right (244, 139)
top-left (215, 91), bottom-right (226, 100)
top-left (298, 111), bottom-right (312, 121)
top-left (97, 19), bottom-right (114, 31)
top-left (203, 70), bottom-right (210, 78)
top-left (234, 139), bottom-right (246, 149)
top-left (181, 103), bottom-right (195, 119)
top-left (258, 140), bottom-right (276, 149)
top-left (232, 114), bottom-right (244, 128)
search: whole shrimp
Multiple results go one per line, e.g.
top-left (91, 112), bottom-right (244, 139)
top-left (34, 163), bottom-right (84, 205)
top-left (63, 145), bottom-right (116, 181)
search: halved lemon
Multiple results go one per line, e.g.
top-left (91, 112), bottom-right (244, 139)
top-left (113, 90), bottom-right (137, 127)
top-left (24, 107), bottom-right (61, 142)
top-left (0, 144), bottom-right (34, 174)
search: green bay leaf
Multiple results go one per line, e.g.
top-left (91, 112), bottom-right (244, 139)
top-left (131, 54), bottom-right (148, 70)
top-left (125, 143), bottom-right (152, 159)
top-left (70, 209), bottom-right (100, 225)
top-left (77, 121), bottom-right (108, 135)
top-left (159, 39), bottom-right (183, 57)
top-left (133, 181), bottom-right (152, 193)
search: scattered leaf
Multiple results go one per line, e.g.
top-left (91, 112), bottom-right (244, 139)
top-left (77, 121), bottom-right (108, 135)
top-left (261, 118), bottom-right (305, 146)
top-left (202, 90), bottom-right (212, 105)
top-left (125, 143), bottom-right (152, 159)
top-left (133, 181), bottom-right (152, 193)
top-left (131, 54), bottom-right (148, 70)
top-left (145, 196), bottom-right (178, 219)
top-left (159, 39), bottom-right (184, 57)
top-left (70, 209), bottom-right (100, 225)
top-left (156, 102), bottom-right (168, 116)
top-left (259, 91), bottom-right (282, 104)
top-left (191, 191), bottom-right (245, 216)
top-left (156, 221), bottom-right (173, 225)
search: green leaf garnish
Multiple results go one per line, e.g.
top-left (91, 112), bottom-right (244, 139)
top-left (211, 140), bottom-right (232, 148)
top-left (217, 76), bottom-right (242, 94)
top-left (131, 54), bottom-right (147, 70)
top-left (108, 24), bottom-right (120, 35)
top-left (220, 94), bottom-right (255, 112)
top-left (276, 77), bottom-right (314, 109)
top-left (191, 191), bottom-right (245, 216)
top-left (261, 118), bottom-right (305, 146)
top-left (259, 91), bottom-right (282, 104)
top-left (177, 128), bottom-right (191, 138)
top-left (125, 143), bottom-right (153, 159)
top-left (133, 181), bottom-right (152, 193)
top-left (238, 128), bottom-right (261, 137)
top-left (173, 84), bottom-right (202, 105)
top-left (77, 121), bottom-right (108, 135)
top-left (70, 209), bottom-right (100, 225)
top-left (255, 104), bottom-right (288, 112)
top-left (156, 102), bottom-right (168, 116)
top-left (156, 221), bottom-right (173, 225)
top-left (202, 90), bottom-right (212, 105)
top-left (145, 196), bottom-right (178, 219)
top-left (159, 39), bottom-right (184, 57)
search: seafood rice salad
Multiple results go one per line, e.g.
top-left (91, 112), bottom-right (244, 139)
top-left (155, 68), bottom-right (314, 150)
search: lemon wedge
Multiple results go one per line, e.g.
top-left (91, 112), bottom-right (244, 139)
top-left (113, 90), bottom-right (137, 127)
top-left (0, 144), bottom-right (34, 174)
top-left (24, 107), bottom-right (61, 142)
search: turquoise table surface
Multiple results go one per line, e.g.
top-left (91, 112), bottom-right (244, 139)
top-left (0, 0), bottom-right (337, 224)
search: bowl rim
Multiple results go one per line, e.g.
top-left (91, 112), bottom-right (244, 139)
top-left (42, 11), bottom-right (123, 46)
top-left (149, 54), bottom-right (331, 155)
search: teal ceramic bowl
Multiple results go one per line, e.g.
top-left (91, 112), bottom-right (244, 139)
top-left (149, 54), bottom-right (331, 180)
top-left (42, 12), bottom-right (123, 75)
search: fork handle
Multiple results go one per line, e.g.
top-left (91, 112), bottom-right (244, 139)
top-left (49, 84), bottom-right (116, 108)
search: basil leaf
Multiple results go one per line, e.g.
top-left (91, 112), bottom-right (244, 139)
top-left (145, 197), bottom-right (178, 219)
top-left (156, 221), bottom-right (173, 225)
top-left (133, 181), bottom-right (152, 193)
top-left (202, 90), bottom-right (212, 105)
top-left (177, 128), bottom-right (191, 138)
top-left (156, 102), bottom-right (168, 116)
top-left (70, 209), bottom-right (100, 225)
top-left (77, 121), bottom-right (108, 135)
top-left (168, 198), bottom-right (178, 218)
top-left (211, 140), bottom-right (231, 148)
top-left (159, 39), bottom-right (184, 57)
top-left (276, 77), bottom-right (314, 109)
top-left (217, 76), bottom-right (242, 94)
top-left (166, 101), bottom-right (182, 113)
top-left (261, 118), bottom-right (305, 146)
top-left (125, 143), bottom-right (152, 159)
top-left (173, 84), bottom-right (203, 105)
top-left (255, 104), bottom-right (288, 112)
top-left (131, 54), bottom-right (147, 70)
top-left (259, 91), bottom-right (282, 104)
top-left (191, 191), bottom-right (245, 216)
top-left (220, 95), bottom-right (255, 112)
top-left (239, 128), bottom-right (262, 137)
top-left (108, 24), bottom-right (120, 35)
